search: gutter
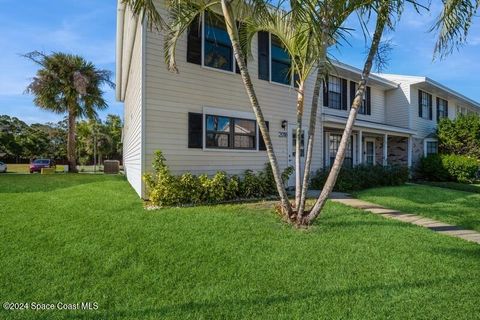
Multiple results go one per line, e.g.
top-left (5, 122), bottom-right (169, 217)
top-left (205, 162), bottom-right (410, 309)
top-left (115, 0), bottom-right (139, 102)
top-left (115, 0), bottom-right (125, 101)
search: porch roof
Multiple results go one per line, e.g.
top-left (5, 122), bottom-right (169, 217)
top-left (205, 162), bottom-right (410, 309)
top-left (323, 114), bottom-right (417, 136)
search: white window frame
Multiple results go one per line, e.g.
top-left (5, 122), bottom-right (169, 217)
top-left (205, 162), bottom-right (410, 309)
top-left (202, 107), bottom-right (259, 152)
top-left (201, 12), bottom-right (237, 75)
top-left (423, 138), bottom-right (438, 157)
top-left (268, 32), bottom-right (295, 88)
top-left (419, 90), bottom-right (433, 121)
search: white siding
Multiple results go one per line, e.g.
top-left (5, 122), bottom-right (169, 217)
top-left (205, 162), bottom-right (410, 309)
top-left (143, 1), bottom-right (323, 176)
top-left (385, 82), bottom-right (410, 128)
top-left (122, 11), bottom-right (143, 197)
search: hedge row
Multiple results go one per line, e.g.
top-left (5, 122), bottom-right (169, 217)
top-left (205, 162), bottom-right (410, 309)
top-left (310, 165), bottom-right (409, 192)
top-left (417, 154), bottom-right (479, 183)
top-left (143, 150), bottom-right (293, 207)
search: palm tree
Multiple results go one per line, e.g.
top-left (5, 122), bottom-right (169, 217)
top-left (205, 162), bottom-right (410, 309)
top-left (25, 51), bottom-right (115, 172)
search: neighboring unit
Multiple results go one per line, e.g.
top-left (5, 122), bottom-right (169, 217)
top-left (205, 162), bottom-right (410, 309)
top-left (116, 0), bottom-right (480, 197)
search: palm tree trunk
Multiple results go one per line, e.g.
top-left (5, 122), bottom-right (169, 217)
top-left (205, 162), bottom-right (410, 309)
top-left (67, 111), bottom-right (78, 173)
top-left (302, 1), bottom-right (390, 225)
top-left (297, 52), bottom-right (327, 218)
top-left (294, 83), bottom-right (305, 207)
top-left (220, 0), bottom-right (293, 218)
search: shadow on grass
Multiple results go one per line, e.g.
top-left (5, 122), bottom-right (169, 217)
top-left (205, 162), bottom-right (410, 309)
top-left (0, 174), bottom-right (125, 194)
top-left (66, 275), bottom-right (468, 319)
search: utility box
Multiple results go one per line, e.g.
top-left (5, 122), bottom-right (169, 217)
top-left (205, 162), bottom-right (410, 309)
top-left (41, 168), bottom-right (55, 175)
top-left (104, 160), bottom-right (120, 174)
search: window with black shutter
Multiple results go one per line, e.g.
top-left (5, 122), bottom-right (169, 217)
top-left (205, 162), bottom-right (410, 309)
top-left (437, 97), bottom-right (448, 122)
top-left (258, 31), bottom-right (270, 81)
top-left (188, 113), bottom-right (203, 148)
top-left (205, 114), bottom-right (257, 150)
top-left (349, 82), bottom-right (371, 115)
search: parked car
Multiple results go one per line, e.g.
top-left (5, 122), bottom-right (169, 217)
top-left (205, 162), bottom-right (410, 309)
top-left (29, 159), bottom-right (54, 173)
top-left (0, 161), bottom-right (6, 173)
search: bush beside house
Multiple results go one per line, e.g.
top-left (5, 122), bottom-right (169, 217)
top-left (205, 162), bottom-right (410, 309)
top-left (310, 165), bottom-right (409, 192)
top-left (418, 154), bottom-right (479, 183)
top-left (143, 150), bottom-right (293, 207)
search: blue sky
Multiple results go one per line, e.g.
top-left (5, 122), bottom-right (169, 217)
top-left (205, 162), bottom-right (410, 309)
top-left (0, 0), bottom-right (479, 124)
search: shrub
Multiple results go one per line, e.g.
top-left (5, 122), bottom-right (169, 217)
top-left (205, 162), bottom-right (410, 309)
top-left (417, 154), bottom-right (449, 181)
top-left (310, 165), bottom-right (409, 192)
top-left (417, 154), bottom-right (479, 183)
top-left (143, 150), bottom-right (293, 207)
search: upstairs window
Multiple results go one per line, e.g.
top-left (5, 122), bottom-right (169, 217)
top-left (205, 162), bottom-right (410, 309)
top-left (328, 76), bottom-right (342, 109)
top-left (270, 35), bottom-right (291, 85)
top-left (324, 76), bottom-right (347, 110)
top-left (418, 90), bottom-right (433, 120)
top-left (350, 82), bottom-right (371, 115)
top-left (204, 13), bottom-right (233, 72)
top-left (437, 97), bottom-right (448, 122)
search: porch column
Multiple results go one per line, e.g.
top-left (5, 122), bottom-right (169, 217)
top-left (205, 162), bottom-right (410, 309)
top-left (407, 135), bottom-right (413, 168)
top-left (357, 130), bottom-right (363, 164)
top-left (383, 134), bottom-right (388, 166)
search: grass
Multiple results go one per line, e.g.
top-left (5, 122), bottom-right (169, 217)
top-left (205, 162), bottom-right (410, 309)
top-left (355, 184), bottom-right (480, 232)
top-left (1, 175), bottom-right (479, 319)
top-left (416, 180), bottom-right (480, 194)
top-left (2, 164), bottom-right (117, 174)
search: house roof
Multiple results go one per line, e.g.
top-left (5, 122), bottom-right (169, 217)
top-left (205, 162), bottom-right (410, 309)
top-left (332, 61), bottom-right (399, 89)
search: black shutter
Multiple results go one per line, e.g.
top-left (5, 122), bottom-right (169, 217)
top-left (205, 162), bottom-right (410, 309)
top-left (436, 97), bottom-right (440, 122)
top-left (188, 112), bottom-right (203, 148)
top-left (445, 100), bottom-right (449, 118)
top-left (187, 16), bottom-right (202, 65)
top-left (366, 86), bottom-right (371, 115)
top-left (259, 121), bottom-right (269, 151)
top-left (341, 78), bottom-right (348, 110)
top-left (258, 31), bottom-right (270, 81)
top-left (418, 90), bottom-right (423, 118)
top-left (323, 77), bottom-right (329, 107)
top-left (350, 81), bottom-right (356, 111)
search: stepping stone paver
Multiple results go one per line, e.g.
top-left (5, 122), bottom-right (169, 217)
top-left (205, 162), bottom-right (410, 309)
top-left (329, 192), bottom-right (480, 245)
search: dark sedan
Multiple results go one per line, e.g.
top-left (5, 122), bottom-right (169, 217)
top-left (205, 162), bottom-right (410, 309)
top-left (30, 159), bottom-right (54, 173)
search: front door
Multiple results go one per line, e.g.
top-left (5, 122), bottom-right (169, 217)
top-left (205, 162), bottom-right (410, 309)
top-left (287, 124), bottom-right (307, 187)
top-left (364, 139), bottom-right (375, 165)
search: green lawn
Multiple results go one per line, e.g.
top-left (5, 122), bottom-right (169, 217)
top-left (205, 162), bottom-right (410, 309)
top-left (2, 164), bottom-right (115, 174)
top-left (416, 181), bottom-right (480, 194)
top-left (355, 184), bottom-right (480, 232)
top-left (1, 175), bottom-right (479, 319)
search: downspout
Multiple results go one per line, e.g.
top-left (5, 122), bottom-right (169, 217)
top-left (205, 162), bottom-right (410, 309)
top-left (116, 0), bottom-right (126, 101)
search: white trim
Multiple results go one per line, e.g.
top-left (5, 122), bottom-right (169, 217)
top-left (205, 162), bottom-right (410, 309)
top-left (202, 106), bottom-right (259, 153)
top-left (407, 136), bottom-right (413, 168)
top-left (323, 114), bottom-right (416, 136)
top-left (423, 138), bottom-right (438, 157)
top-left (140, 18), bottom-right (146, 198)
top-left (287, 123), bottom-right (308, 186)
top-left (383, 134), bottom-right (388, 166)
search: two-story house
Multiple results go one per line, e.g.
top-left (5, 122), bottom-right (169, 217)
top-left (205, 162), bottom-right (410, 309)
top-left (116, 1), bottom-right (480, 197)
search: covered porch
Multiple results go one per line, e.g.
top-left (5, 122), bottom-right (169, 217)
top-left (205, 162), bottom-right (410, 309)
top-left (322, 116), bottom-right (417, 168)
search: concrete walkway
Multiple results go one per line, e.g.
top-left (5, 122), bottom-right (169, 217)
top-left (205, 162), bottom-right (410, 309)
top-left (328, 192), bottom-right (480, 245)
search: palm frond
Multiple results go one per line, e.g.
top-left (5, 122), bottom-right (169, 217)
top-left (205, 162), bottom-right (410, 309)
top-left (431, 0), bottom-right (479, 59)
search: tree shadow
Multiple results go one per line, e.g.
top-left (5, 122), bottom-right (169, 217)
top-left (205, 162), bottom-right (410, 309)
top-left (64, 275), bottom-right (469, 319)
